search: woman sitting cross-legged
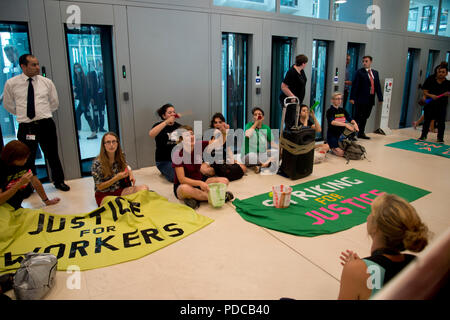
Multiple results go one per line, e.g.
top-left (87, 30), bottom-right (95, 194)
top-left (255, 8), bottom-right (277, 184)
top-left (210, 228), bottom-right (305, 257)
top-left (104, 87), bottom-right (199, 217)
top-left (92, 132), bottom-right (149, 206)
top-left (204, 112), bottom-right (246, 181)
top-left (0, 140), bottom-right (60, 209)
top-left (172, 125), bottom-right (233, 210)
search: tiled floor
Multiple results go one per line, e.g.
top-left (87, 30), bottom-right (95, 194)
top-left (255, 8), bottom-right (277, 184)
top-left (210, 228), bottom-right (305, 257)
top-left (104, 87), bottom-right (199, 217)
top-left (7, 124), bottom-right (450, 300)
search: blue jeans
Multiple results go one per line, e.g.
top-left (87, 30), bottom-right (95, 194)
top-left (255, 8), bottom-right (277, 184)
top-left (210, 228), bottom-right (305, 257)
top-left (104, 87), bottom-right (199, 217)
top-left (156, 161), bottom-right (175, 182)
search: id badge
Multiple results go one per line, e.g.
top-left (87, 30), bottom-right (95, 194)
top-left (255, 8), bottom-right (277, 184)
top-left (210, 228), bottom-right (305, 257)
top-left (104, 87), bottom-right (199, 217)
top-left (26, 134), bottom-right (36, 140)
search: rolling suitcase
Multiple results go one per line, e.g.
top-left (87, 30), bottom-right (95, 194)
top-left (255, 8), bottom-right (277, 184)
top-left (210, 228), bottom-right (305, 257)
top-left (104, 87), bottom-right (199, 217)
top-left (279, 97), bottom-right (315, 180)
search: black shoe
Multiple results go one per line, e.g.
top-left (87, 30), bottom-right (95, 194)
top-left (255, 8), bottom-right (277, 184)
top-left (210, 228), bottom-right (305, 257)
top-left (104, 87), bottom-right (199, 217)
top-left (0, 273), bottom-right (14, 293)
top-left (54, 182), bottom-right (70, 192)
top-left (184, 198), bottom-right (200, 209)
top-left (358, 134), bottom-right (370, 140)
top-left (87, 132), bottom-right (98, 140)
top-left (418, 136), bottom-right (427, 141)
top-left (99, 128), bottom-right (107, 133)
top-left (225, 191), bottom-right (234, 202)
top-left (437, 139), bottom-right (444, 144)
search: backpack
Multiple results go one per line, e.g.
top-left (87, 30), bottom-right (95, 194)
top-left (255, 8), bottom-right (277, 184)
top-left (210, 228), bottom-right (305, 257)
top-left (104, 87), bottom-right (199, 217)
top-left (338, 138), bottom-right (367, 163)
top-left (212, 163), bottom-right (244, 181)
top-left (13, 252), bottom-right (57, 300)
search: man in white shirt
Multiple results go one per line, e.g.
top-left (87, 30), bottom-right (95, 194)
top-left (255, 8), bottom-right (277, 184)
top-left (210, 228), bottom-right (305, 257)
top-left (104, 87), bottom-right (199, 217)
top-left (3, 54), bottom-right (70, 191)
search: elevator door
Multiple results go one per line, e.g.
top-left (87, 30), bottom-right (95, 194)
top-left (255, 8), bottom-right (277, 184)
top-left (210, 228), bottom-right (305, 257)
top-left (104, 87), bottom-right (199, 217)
top-left (345, 43), bottom-right (365, 117)
top-left (222, 33), bottom-right (248, 130)
top-left (270, 36), bottom-right (294, 129)
top-left (400, 48), bottom-right (420, 128)
top-left (310, 40), bottom-right (329, 140)
top-left (0, 21), bottom-right (49, 180)
top-left (64, 24), bottom-right (119, 176)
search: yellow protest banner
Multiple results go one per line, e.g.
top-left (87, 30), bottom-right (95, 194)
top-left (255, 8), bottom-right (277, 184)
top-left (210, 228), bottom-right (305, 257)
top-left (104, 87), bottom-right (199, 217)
top-left (0, 191), bottom-right (213, 272)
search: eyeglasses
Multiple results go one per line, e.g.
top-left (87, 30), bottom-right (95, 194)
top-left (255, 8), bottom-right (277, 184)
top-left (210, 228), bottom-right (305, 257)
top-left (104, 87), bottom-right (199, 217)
top-left (104, 140), bottom-right (118, 145)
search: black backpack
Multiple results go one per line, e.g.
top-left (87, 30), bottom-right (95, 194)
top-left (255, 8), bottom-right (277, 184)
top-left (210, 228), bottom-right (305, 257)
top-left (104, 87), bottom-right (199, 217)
top-left (338, 138), bottom-right (367, 163)
top-left (211, 163), bottom-right (244, 181)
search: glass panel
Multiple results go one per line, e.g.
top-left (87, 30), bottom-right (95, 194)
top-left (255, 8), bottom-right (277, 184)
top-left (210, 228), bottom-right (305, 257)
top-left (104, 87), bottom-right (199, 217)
top-left (0, 22), bottom-right (49, 180)
top-left (345, 43), bottom-right (363, 118)
top-left (408, 0), bottom-right (439, 34)
top-left (271, 37), bottom-right (294, 129)
top-left (438, 0), bottom-right (450, 36)
top-left (310, 40), bottom-right (329, 140)
top-left (221, 33), bottom-right (248, 130)
top-left (400, 49), bottom-right (416, 128)
top-left (213, 0), bottom-right (275, 12)
top-left (64, 24), bottom-right (118, 176)
top-left (426, 50), bottom-right (440, 78)
top-left (447, 51), bottom-right (450, 63)
top-left (280, 0), bottom-right (330, 20)
top-left (333, 0), bottom-right (372, 24)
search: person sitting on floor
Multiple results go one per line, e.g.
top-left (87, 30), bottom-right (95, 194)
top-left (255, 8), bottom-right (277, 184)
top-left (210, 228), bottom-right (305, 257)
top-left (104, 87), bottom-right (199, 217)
top-left (242, 107), bottom-right (279, 174)
top-left (92, 132), bottom-right (149, 206)
top-left (298, 104), bottom-right (321, 133)
top-left (326, 92), bottom-right (359, 157)
top-left (172, 125), bottom-right (233, 209)
top-left (338, 193), bottom-right (430, 300)
top-left (203, 113), bottom-right (246, 181)
top-left (0, 140), bottom-right (60, 210)
top-left (149, 103), bottom-right (182, 182)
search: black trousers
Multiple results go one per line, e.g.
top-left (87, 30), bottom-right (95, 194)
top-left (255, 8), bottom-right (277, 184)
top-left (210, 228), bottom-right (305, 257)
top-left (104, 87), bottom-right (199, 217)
top-left (422, 104), bottom-right (446, 141)
top-left (17, 118), bottom-right (65, 183)
top-left (354, 96), bottom-right (375, 135)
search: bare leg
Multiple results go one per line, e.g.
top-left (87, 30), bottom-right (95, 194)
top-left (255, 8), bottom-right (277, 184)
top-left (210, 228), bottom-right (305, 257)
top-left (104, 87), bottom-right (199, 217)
top-left (177, 184), bottom-right (209, 201)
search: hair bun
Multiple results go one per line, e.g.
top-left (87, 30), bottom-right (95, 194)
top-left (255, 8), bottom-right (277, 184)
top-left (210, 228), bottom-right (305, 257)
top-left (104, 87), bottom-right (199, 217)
top-left (403, 224), bottom-right (429, 252)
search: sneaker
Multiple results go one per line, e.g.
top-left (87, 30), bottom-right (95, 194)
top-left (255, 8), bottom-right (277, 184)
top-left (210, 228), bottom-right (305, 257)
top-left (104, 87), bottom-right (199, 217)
top-left (87, 132), bottom-right (98, 140)
top-left (437, 139), bottom-right (444, 144)
top-left (184, 198), bottom-right (199, 209)
top-left (418, 136), bottom-right (427, 141)
top-left (254, 166), bottom-right (261, 174)
top-left (225, 191), bottom-right (234, 202)
top-left (358, 134), bottom-right (370, 140)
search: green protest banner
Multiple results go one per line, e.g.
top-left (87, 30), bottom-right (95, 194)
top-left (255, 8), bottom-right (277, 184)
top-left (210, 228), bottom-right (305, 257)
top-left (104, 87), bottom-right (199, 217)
top-left (386, 139), bottom-right (450, 158)
top-left (233, 169), bottom-right (430, 237)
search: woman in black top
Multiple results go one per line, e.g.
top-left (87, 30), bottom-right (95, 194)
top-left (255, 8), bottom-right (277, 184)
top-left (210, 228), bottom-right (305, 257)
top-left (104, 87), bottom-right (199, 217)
top-left (280, 54), bottom-right (308, 128)
top-left (149, 103), bottom-right (182, 182)
top-left (338, 193), bottom-right (429, 300)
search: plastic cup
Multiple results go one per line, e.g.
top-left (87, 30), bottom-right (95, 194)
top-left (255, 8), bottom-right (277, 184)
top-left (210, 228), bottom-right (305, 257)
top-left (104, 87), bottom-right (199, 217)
top-left (272, 185), bottom-right (292, 208)
top-left (208, 183), bottom-right (227, 208)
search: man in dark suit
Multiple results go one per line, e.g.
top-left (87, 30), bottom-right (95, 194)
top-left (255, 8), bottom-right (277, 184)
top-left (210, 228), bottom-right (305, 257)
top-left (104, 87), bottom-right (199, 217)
top-left (349, 56), bottom-right (383, 139)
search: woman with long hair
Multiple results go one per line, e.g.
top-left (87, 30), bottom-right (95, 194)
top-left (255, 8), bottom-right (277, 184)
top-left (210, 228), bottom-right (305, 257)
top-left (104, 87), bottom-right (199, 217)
top-left (91, 132), bottom-right (148, 206)
top-left (73, 62), bottom-right (97, 139)
top-left (338, 193), bottom-right (430, 299)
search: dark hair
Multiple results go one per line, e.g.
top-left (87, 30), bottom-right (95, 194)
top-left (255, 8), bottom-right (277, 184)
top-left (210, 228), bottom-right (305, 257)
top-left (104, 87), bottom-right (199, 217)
top-left (435, 61), bottom-right (448, 73)
top-left (363, 55), bottom-right (373, 62)
top-left (0, 140), bottom-right (30, 166)
top-left (210, 113), bottom-right (226, 128)
top-left (300, 104), bottom-right (309, 111)
top-left (19, 54), bottom-right (33, 67)
top-left (295, 54), bottom-right (308, 66)
top-left (156, 103), bottom-right (174, 120)
top-left (251, 107), bottom-right (264, 116)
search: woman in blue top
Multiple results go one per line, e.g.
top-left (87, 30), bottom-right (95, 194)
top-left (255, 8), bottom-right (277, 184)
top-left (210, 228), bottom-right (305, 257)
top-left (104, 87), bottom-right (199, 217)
top-left (338, 193), bottom-right (429, 300)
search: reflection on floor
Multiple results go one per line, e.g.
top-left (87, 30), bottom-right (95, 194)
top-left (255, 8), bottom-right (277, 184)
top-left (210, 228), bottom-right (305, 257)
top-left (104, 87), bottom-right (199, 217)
top-left (7, 124), bottom-right (450, 300)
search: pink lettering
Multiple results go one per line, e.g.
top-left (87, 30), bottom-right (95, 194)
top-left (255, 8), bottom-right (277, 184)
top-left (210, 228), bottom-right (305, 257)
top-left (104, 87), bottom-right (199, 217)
top-left (305, 212), bottom-right (325, 225)
top-left (328, 204), bottom-right (352, 215)
top-left (369, 190), bottom-right (385, 197)
top-left (360, 193), bottom-right (375, 203)
top-left (353, 197), bottom-right (372, 205)
top-left (312, 209), bottom-right (340, 220)
top-left (340, 198), bottom-right (367, 209)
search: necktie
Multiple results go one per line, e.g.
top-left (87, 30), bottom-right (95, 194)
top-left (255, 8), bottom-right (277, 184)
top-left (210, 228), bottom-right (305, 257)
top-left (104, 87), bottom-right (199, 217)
top-left (368, 69), bottom-right (375, 95)
top-left (27, 77), bottom-right (35, 120)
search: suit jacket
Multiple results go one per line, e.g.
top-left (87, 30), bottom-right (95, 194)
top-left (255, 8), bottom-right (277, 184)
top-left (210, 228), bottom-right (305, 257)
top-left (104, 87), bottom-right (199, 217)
top-left (350, 68), bottom-right (383, 105)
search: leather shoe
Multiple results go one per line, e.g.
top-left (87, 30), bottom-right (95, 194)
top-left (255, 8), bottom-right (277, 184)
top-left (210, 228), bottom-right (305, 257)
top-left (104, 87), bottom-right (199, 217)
top-left (54, 182), bottom-right (70, 192)
top-left (358, 134), bottom-right (371, 140)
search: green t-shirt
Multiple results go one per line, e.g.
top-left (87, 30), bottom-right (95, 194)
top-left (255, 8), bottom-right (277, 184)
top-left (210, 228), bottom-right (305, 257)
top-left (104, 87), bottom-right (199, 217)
top-left (242, 122), bottom-right (273, 156)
